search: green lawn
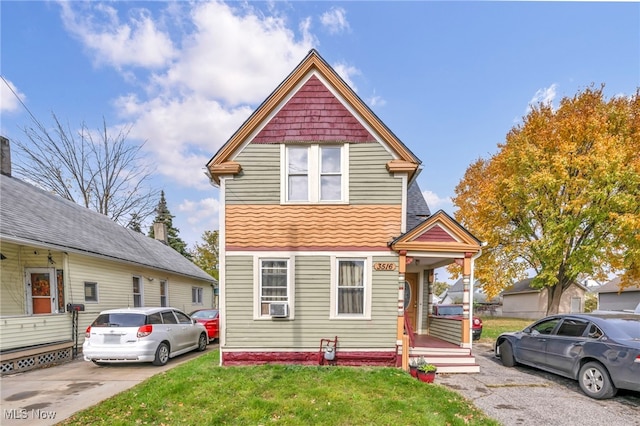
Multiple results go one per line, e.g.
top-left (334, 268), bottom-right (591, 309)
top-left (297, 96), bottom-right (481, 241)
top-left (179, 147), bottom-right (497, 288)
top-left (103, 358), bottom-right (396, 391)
top-left (59, 317), bottom-right (535, 425)
top-left (60, 350), bottom-right (499, 426)
top-left (478, 316), bottom-right (536, 343)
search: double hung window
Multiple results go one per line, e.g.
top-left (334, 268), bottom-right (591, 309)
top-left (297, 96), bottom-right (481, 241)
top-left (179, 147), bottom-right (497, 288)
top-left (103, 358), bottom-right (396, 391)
top-left (284, 144), bottom-right (347, 203)
top-left (259, 259), bottom-right (289, 316)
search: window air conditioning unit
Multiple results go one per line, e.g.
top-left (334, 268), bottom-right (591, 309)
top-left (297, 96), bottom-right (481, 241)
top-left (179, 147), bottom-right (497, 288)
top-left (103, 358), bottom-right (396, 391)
top-left (269, 302), bottom-right (289, 318)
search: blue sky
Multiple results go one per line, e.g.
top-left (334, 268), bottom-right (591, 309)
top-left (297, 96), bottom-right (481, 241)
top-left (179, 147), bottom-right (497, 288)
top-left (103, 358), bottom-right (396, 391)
top-left (2, 1), bottom-right (639, 254)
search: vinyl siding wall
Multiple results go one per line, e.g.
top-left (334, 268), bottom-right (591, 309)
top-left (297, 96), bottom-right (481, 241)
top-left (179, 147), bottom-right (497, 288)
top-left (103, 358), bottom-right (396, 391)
top-left (0, 241), bottom-right (213, 351)
top-left (224, 254), bottom-right (398, 350)
top-left (226, 142), bottom-right (401, 205)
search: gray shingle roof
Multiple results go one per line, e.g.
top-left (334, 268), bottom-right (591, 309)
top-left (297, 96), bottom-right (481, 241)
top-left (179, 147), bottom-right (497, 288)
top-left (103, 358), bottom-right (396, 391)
top-left (595, 277), bottom-right (640, 294)
top-left (406, 180), bottom-right (430, 231)
top-left (0, 174), bottom-right (215, 283)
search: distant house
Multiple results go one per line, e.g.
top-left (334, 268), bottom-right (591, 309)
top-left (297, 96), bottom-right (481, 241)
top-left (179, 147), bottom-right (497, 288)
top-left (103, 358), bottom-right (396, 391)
top-left (0, 137), bottom-right (216, 374)
top-left (595, 277), bottom-right (640, 312)
top-left (501, 277), bottom-right (587, 319)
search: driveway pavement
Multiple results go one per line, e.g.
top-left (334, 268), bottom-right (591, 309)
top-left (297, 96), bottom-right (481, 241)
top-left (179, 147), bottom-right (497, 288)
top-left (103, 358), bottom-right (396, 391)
top-left (0, 345), bottom-right (216, 426)
top-left (438, 343), bottom-right (640, 426)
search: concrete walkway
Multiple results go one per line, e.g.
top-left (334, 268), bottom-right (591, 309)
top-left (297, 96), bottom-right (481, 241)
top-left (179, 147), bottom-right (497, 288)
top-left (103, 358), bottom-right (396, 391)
top-left (0, 346), bottom-right (215, 426)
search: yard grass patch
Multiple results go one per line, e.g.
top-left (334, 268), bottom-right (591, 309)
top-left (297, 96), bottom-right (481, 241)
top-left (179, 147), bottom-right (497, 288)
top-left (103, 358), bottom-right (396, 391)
top-left (478, 316), bottom-right (535, 343)
top-left (59, 350), bottom-right (498, 426)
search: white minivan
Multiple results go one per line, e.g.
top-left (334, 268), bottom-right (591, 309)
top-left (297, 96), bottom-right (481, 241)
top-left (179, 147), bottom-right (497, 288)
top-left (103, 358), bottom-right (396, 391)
top-left (83, 307), bottom-right (208, 366)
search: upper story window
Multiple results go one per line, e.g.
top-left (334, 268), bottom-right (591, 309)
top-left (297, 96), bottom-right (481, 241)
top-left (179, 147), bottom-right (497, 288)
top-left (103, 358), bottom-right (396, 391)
top-left (283, 144), bottom-right (348, 203)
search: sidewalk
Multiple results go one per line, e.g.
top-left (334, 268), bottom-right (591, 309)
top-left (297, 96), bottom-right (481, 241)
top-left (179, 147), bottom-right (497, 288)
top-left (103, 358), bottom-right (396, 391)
top-left (0, 346), bottom-right (215, 426)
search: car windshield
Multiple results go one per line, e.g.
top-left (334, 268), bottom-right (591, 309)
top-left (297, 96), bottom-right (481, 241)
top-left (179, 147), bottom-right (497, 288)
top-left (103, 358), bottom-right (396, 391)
top-left (191, 310), bottom-right (218, 319)
top-left (437, 306), bottom-right (463, 315)
top-left (92, 313), bottom-right (146, 327)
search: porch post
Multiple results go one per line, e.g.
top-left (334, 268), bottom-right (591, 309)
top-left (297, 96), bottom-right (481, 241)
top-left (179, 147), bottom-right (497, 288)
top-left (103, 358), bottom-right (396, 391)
top-left (397, 251), bottom-right (408, 370)
top-left (461, 253), bottom-right (472, 348)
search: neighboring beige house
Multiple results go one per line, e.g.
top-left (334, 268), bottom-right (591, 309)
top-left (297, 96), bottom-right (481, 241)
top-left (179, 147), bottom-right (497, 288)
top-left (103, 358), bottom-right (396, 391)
top-left (501, 278), bottom-right (587, 319)
top-left (596, 277), bottom-right (640, 312)
top-left (0, 137), bottom-right (216, 374)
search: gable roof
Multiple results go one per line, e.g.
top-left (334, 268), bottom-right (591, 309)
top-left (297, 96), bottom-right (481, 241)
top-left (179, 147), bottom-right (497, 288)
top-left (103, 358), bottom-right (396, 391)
top-left (503, 277), bottom-right (588, 295)
top-left (391, 209), bottom-right (481, 254)
top-left (0, 174), bottom-right (215, 283)
top-left (207, 49), bottom-right (420, 184)
top-left (595, 276), bottom-right (640, 294)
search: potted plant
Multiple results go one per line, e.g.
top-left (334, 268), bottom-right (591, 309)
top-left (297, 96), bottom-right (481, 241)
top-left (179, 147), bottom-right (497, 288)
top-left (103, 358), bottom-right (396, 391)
top-left (408, 357), bottom-right (419, 377)
top-left (416, 363), bottom-right (438, 383)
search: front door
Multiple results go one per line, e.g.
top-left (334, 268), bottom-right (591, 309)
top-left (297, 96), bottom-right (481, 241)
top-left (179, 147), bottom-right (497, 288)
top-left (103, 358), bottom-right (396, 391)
top-left (404, 273), bottom-right (419, 331)
top-left (26, 268), bottom-right (56, 314)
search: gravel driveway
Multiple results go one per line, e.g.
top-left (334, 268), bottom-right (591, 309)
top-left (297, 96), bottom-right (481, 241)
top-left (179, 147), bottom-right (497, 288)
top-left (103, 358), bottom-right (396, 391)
top-left (438, 343), bottom-right (640, 426)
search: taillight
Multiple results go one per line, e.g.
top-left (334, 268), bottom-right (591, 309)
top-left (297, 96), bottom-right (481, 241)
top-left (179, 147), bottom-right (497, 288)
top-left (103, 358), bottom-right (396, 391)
top-left (85, 326), bottom-right (91, 338)
top-left (473, 318), bottom-right (482, 326)
top-left (635, 355), bottom-right (640, 364)
top-left (137, 324), bottom-right (152, 338)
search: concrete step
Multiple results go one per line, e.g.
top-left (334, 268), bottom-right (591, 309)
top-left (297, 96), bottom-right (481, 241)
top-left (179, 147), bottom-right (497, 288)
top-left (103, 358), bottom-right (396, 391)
top-left (434, 363), bottom-right (480, 374)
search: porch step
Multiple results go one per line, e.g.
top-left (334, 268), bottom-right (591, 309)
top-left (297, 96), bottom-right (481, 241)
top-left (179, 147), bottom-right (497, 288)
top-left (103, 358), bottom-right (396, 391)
top-left (408, 350), bottom-right (480, 374)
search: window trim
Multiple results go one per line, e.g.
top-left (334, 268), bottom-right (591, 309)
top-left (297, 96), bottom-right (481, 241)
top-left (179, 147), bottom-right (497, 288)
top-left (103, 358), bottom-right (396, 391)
top-left (160, 280), bottom-right (168, 307)
top-left (253, 256), bottom-right (295, 320)
top-left (330, 256), bottom-right (372, 320)
top-left (192, 286), bottom-right (204, 305)
top-left (281, 144), bottom-right (349, 204)
top-left (84, 281), bottom-right (99, 303)
top-left (132, 275), bottom-right (143, 308)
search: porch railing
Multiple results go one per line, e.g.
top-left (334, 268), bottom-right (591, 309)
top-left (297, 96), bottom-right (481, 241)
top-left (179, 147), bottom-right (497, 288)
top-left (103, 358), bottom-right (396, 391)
top-left (403, 312), bottom-right (415, 347)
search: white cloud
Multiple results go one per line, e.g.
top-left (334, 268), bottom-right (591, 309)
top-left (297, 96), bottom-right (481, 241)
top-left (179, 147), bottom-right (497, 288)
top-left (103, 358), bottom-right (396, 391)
top-left (158, 1), bottom-right (315, 105)
top-left (320, 7), bottom-right (350, 35)
top-left (0, 77), bottom-right (25, 113)
top-left (177, 197), bottom-right (220, 246)
top-left (527, 83), bottom-right (558, 112)
top-left (422, 190), bottom-right (454, 214)
top-left (333, 62), bottom-right (361, 92)
top-left (59, 2), bottom-right (176, 69)
top-left (367, 90), bottom-right (386, 108)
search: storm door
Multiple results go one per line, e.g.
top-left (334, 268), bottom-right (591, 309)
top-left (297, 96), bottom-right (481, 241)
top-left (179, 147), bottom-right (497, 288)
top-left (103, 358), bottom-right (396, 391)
top-left (26, 268), bottom-right (57, 314)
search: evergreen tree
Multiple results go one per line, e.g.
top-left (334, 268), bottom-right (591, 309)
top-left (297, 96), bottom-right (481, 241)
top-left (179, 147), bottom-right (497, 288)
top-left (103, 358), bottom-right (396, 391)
top-left (149, 191), bottom-right (191, 259)
top-left (127, 213), bottom-right (143, 233)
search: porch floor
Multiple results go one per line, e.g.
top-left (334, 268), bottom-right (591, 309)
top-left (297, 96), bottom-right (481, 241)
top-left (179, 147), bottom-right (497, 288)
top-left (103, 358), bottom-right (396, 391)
top-left (412, 334), bottom-right (461, 349)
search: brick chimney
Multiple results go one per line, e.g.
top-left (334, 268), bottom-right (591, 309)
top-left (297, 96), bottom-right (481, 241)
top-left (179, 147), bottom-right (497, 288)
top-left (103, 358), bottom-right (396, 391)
top-left (0, 136), bottom-right (11, 177)
top-left (153, 222), bottom-right (168, 244)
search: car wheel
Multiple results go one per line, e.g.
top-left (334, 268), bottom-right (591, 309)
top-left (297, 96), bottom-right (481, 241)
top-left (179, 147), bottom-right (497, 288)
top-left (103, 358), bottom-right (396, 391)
top-left (197, 333), bottom-right (207, 351)
top-left (498, 341), bottom-right (516, 367)
top-left (153, 342), bottom-right (170, 366)
top-left (578, 361), bottom-right (617, 399)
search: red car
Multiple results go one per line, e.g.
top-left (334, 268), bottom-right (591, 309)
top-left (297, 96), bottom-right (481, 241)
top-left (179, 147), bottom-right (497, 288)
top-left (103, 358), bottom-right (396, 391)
top-left (432, 304), bottom-right (483, 340)
top-left (190, 309), bottom-right (219, 342)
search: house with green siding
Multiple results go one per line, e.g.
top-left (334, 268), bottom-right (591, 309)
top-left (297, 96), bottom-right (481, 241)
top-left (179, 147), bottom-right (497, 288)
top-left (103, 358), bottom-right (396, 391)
top-left (206, 50), bottom-right (483, 372)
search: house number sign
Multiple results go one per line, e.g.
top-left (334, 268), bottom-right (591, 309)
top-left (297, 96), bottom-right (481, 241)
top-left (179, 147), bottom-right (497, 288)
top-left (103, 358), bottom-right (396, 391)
top-left (373, 262), bottom-right (397, 271)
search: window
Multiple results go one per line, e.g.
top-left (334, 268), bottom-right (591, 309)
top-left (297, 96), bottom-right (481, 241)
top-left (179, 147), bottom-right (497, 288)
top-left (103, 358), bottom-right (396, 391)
top-left (84, 282), bottom-right (98, 302)
top-left (557, 319), bottom-right (589, 337)
top-left (192, 287), bottom-right (203, 304)
top-left (160, 280), bottom-right (168, 307)
top-left (132, 276), bottom-right (142, 307)
top-left (530, 318), bottom-right (560, 335)
top-left (161, 310), bottom-right (177, 324)
top-left (337, 259), bottom-right (366, 316)
top-left (283, 144), bottom-right (347, 203)
top-left (174, 310), bottom-right (192, 324)
top-left (259, 259), bottom-right (289, 317)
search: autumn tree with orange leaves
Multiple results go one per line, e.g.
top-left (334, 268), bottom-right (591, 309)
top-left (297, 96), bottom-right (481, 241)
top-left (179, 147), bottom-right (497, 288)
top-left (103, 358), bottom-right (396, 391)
top-left (453, 85), bottom-right (640, 315)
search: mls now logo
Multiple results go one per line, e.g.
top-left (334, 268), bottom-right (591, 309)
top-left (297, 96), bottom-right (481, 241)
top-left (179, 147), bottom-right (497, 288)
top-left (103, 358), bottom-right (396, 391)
top-left (4, 409), bottom-right (28, 420)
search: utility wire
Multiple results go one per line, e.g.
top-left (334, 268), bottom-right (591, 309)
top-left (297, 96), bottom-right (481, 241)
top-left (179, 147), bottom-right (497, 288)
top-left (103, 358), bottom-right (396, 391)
top-left (1, 74), bottom-right (44, 127)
